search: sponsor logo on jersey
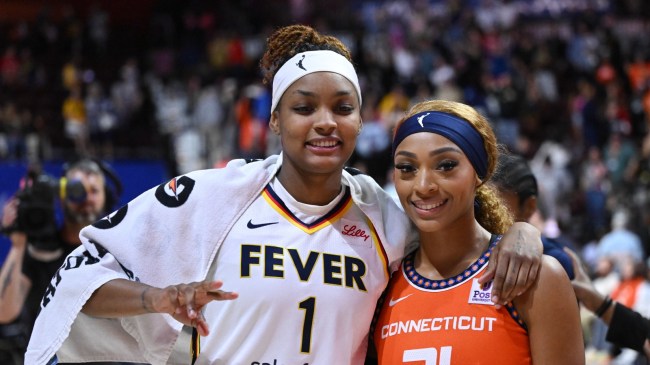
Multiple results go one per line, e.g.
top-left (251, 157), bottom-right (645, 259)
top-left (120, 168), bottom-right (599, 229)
top-left (468, 278), bottom-right (494, 305)
top-left (342, 224), bottom-right (370, 241)
top-left (388, 294), bottom-right (413, 307)
top-left (155, 176), bottom-right (195, 207)
top-left (338, 218), bottom-right (373, 248)
top-left (246, 219), bottom-right (279, 229)
top-left (92, 205), bottom-right (128, 229)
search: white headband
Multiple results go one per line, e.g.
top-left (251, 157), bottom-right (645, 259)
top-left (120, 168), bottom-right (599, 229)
top-left (270, 50), bottom-right (362, 113)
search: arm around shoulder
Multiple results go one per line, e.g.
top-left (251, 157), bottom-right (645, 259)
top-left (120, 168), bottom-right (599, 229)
top-left (515, 256), bottom-right (585, 365)
top-left (482, 221), bottom-right (542, 304)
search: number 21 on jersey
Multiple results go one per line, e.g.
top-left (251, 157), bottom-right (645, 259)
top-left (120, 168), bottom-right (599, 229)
top-left (404, 346), bottom-right (452, 365)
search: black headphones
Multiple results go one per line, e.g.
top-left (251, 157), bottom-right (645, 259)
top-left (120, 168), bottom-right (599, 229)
top-left (62, 158), bottom-right (123, 214)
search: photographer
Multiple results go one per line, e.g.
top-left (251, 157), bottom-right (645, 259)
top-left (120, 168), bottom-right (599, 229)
top-left (0, 159), bottom-right (117, 364)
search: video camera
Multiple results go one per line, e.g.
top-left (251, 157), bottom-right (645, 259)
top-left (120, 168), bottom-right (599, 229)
top-left (8, 167), bottom-right (86, 251)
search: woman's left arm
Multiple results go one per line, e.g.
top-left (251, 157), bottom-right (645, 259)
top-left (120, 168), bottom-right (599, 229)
top-left (517, 256), bottom-right (585, 364)
top-left (479, 221), bottom-right (542, 305)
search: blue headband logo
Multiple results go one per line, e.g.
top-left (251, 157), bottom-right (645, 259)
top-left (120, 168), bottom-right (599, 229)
top-left (416, 112), bottom-right (430, 128)
top-left (392, 111), bottom-right (489, 179)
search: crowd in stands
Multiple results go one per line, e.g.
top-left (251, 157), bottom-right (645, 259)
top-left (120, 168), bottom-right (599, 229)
top-left (1, 0), bottom-right (650, 363)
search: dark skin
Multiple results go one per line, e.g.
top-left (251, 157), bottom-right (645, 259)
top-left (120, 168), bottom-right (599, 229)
top-left (269, 72), bottom-right (360, 205)
top-left (484, 224), bottom-right (538, 304)
top-left (385, 129), bottom-right (583, 364)
top-left (82, 71), bottom-right (542, 338)
top-left (83, 279), bottom-right (236, 336)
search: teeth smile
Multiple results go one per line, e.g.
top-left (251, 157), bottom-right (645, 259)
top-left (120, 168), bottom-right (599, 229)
top-left (309, 140), bottom-right (338, 147)
top-left (413, 200), bottom-right (445, 210)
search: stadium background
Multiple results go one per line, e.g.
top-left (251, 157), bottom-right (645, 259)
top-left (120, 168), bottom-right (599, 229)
top-left (2, 0), bottom-right (650, 270)
top-left (1, 3), bottom-right (650, 361)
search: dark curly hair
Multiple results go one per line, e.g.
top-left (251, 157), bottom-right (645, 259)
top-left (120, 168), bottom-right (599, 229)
top-left (259, 24), bottom-right (352, 86)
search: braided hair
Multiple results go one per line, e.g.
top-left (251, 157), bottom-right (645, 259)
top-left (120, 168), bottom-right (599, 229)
top-left (259, 24), bottom-right (352, 86)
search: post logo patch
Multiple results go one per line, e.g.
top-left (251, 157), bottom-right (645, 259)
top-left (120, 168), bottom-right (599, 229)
top-left (468, 278), bottom-right (494, 305)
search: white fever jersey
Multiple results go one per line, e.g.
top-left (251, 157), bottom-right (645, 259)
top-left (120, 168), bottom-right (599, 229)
top-left (197, 181), bottom-right (391, 365)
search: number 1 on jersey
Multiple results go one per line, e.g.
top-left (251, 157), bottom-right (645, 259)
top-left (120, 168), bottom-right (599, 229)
top-left (298, 297), bottom-right (316, 353)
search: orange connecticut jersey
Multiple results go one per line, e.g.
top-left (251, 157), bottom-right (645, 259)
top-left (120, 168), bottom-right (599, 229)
top-left (198, 182), bottom-right (392, 365)
top-left (373, 236), bottom-right (531, 365)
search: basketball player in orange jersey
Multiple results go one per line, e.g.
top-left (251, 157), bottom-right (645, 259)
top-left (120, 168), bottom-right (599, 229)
top-left (371, 100), bottom-right (584, 364)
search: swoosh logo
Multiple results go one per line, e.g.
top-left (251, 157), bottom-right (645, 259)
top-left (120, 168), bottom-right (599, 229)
top-left (247, 220), bottom-right (279, 229)
top-left (388, 294), bottom-right (413, 307)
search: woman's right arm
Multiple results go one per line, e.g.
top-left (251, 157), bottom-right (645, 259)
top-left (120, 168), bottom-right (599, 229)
top-left (82, 278), bottom-right (238, 336)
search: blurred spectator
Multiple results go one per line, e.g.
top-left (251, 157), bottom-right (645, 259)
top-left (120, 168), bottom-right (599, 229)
top-left (190, 76), bottom-right (223, 168)
top-left (430, 57), bottom-right (463, 102)
top-left (597, 209), bottom-right (645, 266)
top-left (626, 52), bottom-right (650, 94)
top-left (611, 256), bottom-right (650, 318)
top-left (61, 57), bottom-right (82, 92)
top-left (0, 46), bottom-right (20, 86)
top-left (530, 142), bottom-right (573, 229)
top-left (234, 83), bottom-right (269, 160)
top-left (62, 85), bottom-right (88, 156)
top-left (567, 21), bottom-right (599, 74)
top-left (111, 58), bottom-right (142, 126)
top-left (0, 103), bottom-right (26, 160)
top-left (60, 4), bottom-right (83, 56)
top-left (85, 82), bottom-right (117, 159)
top-left (485, 73), bottom-right (522, 150)
top-left (87, 2), bottom-right (109, 56)
top-left (151, 77), bottom-right (189, 177)
top-left (354, 102), bottom-right (391, 187)
top-left (603, 132), bottom-right (638, 198)
top-left (377, 84), bottom-right (409, 131)
top-left (27, 114), bottom-right (51, 162)
top-left (575, 78), bottom-right (609, 152)
top-left (580, 146), bottom-right (610, 239)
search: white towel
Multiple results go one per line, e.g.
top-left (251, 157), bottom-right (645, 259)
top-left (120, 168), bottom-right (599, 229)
top-left (25, 154), bottom-right (415, 365)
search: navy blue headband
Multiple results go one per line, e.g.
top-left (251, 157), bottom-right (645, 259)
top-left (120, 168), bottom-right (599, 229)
top-left (392, 111), bottom-right (488, 179)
